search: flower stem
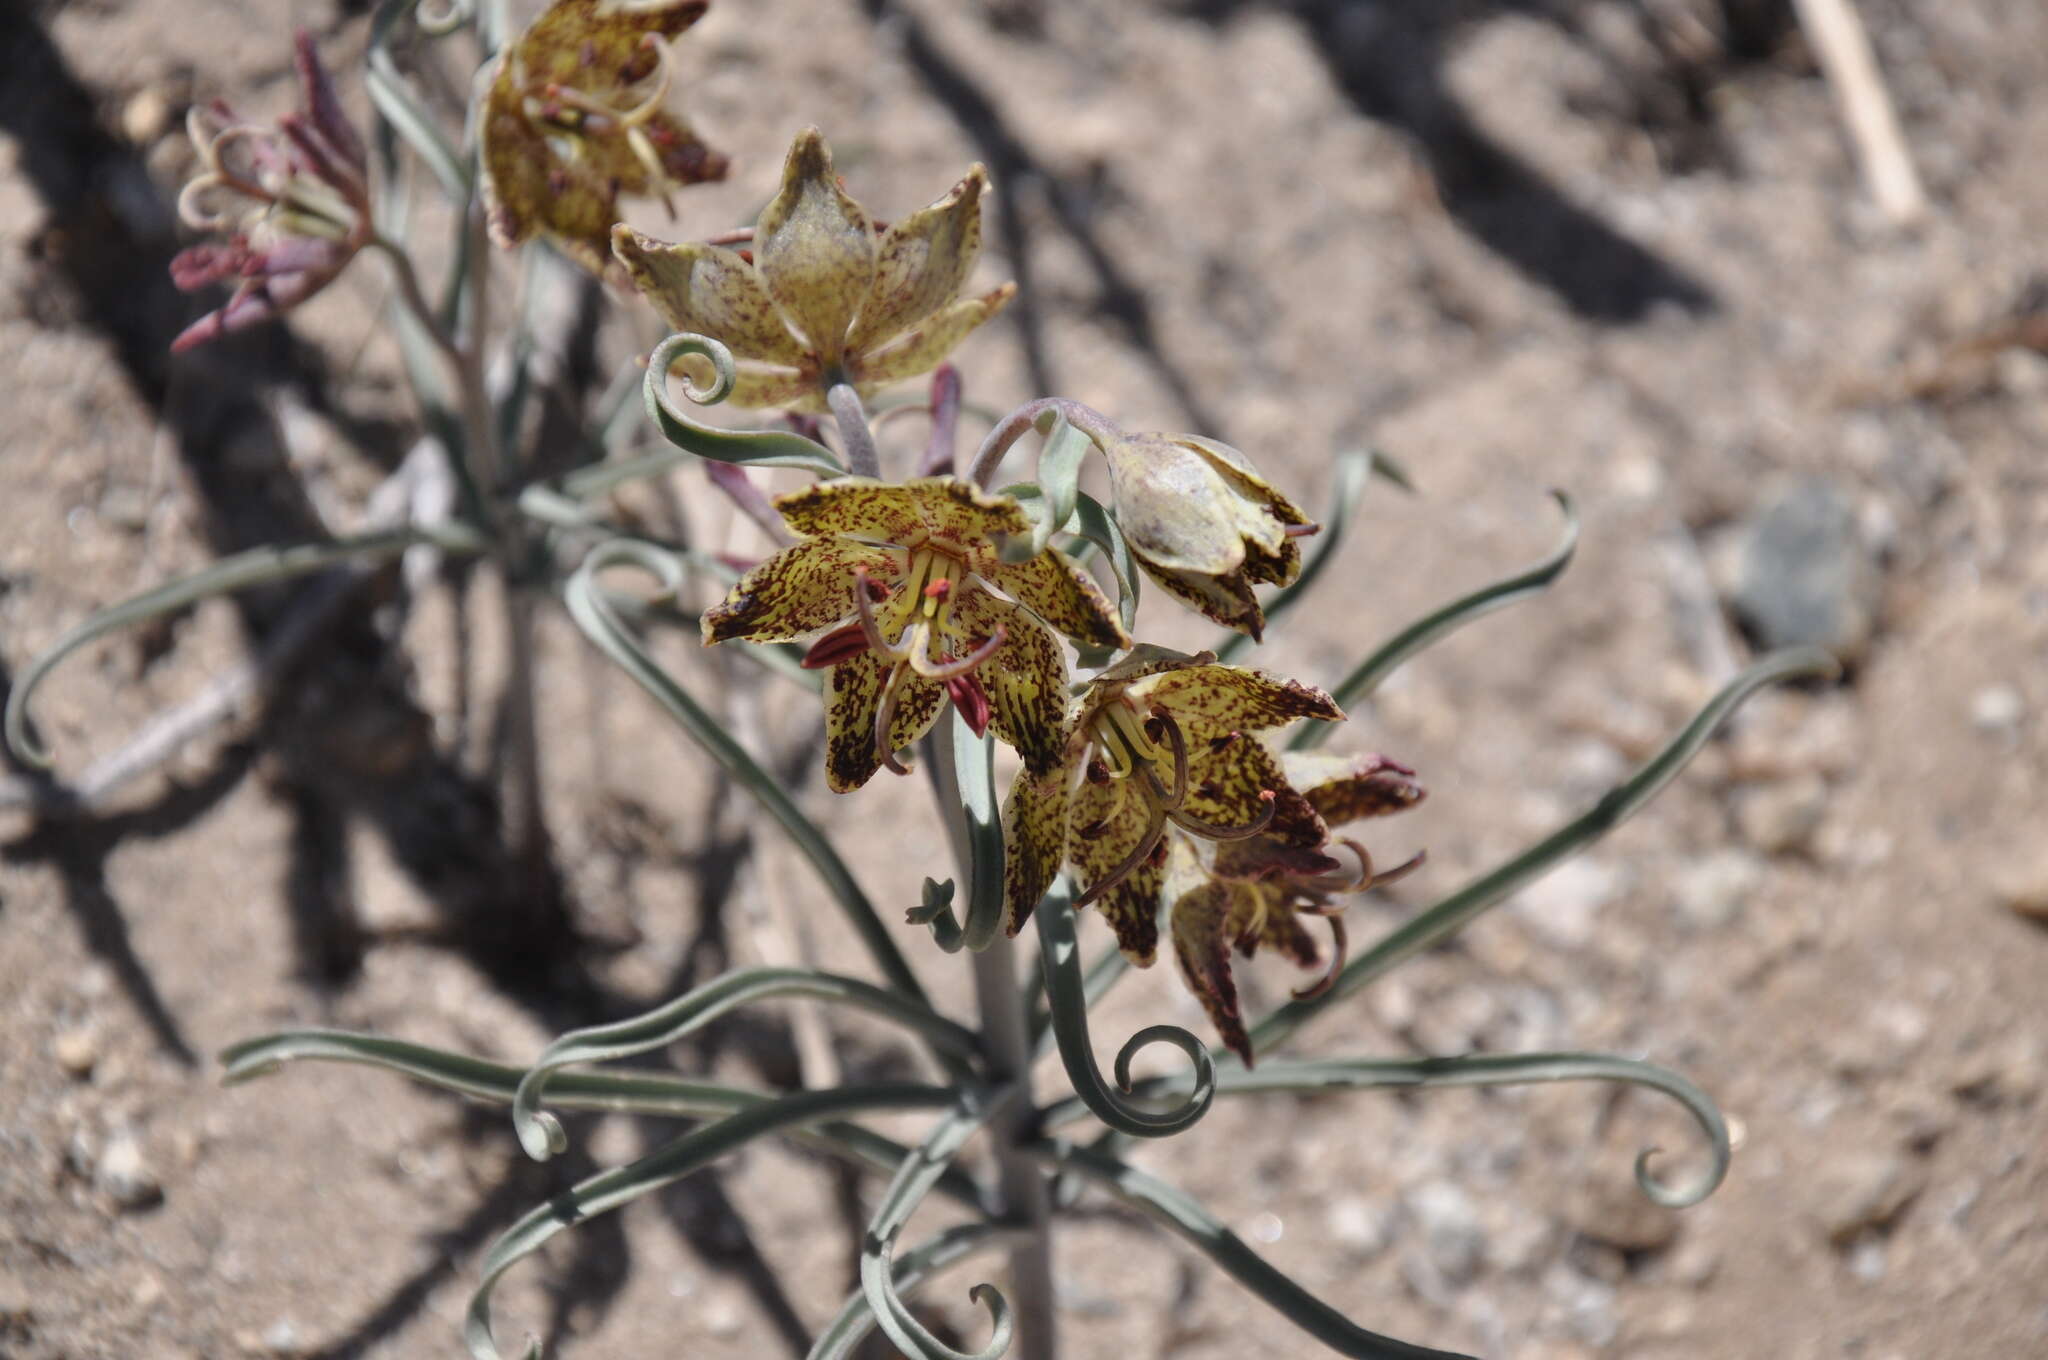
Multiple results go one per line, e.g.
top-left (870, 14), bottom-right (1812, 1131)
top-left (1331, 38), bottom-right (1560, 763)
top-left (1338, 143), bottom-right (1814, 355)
top-left (826, 381), bottom-right (882, 478)
top-left (970, 933), bottom-right (1059, 1360)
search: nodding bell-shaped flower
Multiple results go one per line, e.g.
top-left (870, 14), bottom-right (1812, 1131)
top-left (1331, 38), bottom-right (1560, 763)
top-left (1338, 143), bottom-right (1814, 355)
top-left (1001, 647), bottom-right (1342, 963)
top-left (169, 31), bottom-right (371, 351)
top-left (614, 127), bottom-right (1016, 412)
top-left (480, 0), bottom-right (729, 275)
top-left (701, 476), bottom-right (1129, 792)
top-left (1101, 433), bottom-right (1317, 641)
top-left (1168, 750), bottom-right (1426, 1066)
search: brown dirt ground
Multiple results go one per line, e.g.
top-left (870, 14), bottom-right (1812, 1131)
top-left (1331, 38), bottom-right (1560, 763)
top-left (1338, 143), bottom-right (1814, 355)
top-left (3, 1), bottom-right (2046, 1358)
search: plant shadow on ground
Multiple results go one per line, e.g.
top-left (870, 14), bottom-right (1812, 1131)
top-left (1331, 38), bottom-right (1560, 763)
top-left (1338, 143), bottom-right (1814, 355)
top-left (0, 7), bottom-right (897, 1354)
top-left (1163, 0), bottom-right (1802, 322)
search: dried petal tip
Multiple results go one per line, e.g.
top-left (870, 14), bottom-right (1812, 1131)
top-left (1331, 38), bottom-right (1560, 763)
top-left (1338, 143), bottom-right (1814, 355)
top-left (1101, 432), bottom-right (1315, 639)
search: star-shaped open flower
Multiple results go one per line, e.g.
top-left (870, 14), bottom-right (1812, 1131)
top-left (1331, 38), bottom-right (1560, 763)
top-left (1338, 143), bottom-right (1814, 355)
top-left (614, 127), bottom-right (1016, 412)
top-left (1001, 648), bottom-right (1343, 964)
top-left (702, 476), bottom-right (1128, 792)
top-left (1101, 432), bottom-right (1317, 640)
top-left (480, 0), bottom-right (729, 275)
top-left (1170, 751), bottom-right (1426, 1065)
top-left (170, 31), bottom-right (371, 350)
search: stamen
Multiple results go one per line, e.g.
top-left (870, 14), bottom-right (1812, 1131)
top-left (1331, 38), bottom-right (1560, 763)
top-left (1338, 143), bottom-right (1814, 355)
top-left (1147, 711), bottom-right (1192, 811)
top-left (1290, 913), bottom-right (1348, 1001)
top-left (908, 625), bottom-right (1005, 681)
top-left (1283, 522), bottom-right (1322, 539)
top-left (1366, 848), bottom-right (1427, 890)
top-left (851, 567), bottom-right (913, 661)
top-left (1072, 813), bottom-right (1167, 909)
top-left (872, 662), bottom-right (915, 777)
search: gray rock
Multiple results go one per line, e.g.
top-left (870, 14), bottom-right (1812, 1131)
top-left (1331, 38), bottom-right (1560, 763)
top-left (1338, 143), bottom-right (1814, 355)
top-left (1405, 1181), bottom-right (1486, 1285)
top-left (96, 1130), bottom-right (162, 1211)
top-left (1730, 481), bottom-right (1881, 661)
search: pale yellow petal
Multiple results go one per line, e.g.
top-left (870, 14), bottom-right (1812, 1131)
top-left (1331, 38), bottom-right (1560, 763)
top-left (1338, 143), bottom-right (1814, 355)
top-left (613, 230), bottom-right (808, 367)
top-left (850, 285), bottom-right (1015, 390)
top-left (699, 537), bottom-right (891, 645)
top-left (846, 164), bottom-right (988, 355)
top-left (754, 128), bottom-right (874, 365)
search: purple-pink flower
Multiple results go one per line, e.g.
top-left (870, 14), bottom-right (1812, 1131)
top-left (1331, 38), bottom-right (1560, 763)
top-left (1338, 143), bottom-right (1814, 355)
top-left (170, 31), bottom-right (371, 351)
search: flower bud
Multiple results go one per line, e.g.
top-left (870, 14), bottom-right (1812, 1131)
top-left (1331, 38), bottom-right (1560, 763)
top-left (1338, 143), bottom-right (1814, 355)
top-left (1101, 433), bottom-right (1314, 640)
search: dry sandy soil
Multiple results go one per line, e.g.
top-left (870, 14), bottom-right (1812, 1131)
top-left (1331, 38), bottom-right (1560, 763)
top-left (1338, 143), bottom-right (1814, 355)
top-left (3, 1), bottom-right (2046, 1357)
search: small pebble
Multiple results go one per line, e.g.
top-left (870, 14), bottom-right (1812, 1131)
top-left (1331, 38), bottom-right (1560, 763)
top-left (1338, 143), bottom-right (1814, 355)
top-left (1734, 774), bottom-right (1829, 856)
top-left (1730, 480), bottom-right (1882, 662)
top-left (121, 88), bottom-right (171, 145)
top-left (1673, 849), bottom-right (1765, 931)
top-left (96, 1130), bottom-right (162, 1211)
top-left (1405, 1181), bottom-right (1486, 1285)
top-left (52, 1027), bottom-right (99, 1078)
top-left (1815, 1151), bottom-right (1924, 1244)
top-left (1970, 684), bottom-right (2024, 735)
top-left (1325, 1196), bottom-right (1395, 1258)
top-left (1992, 852), bottom-right (2048, 923)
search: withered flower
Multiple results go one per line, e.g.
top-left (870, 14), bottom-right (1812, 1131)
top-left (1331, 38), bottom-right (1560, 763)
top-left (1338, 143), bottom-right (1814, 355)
top-left (480, 0), bottom-right (729, 275)
top-left (615, 127), bottom-right (1016, 412)
top-left (702, 476), bottom-right (1128, 792)
top-left (170, 31), bottom-right (371, 351)
top-left (1169, 750), bottom-right (1426, 1065)
top-left (1002, 648), bottom-right (1341, 963)
top-left (1101, 432), bottom-right (1316, 640)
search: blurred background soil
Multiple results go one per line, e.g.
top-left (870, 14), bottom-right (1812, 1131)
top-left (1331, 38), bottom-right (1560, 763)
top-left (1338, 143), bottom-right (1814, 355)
top-left (3, 1), bottom-right (2046, 1356)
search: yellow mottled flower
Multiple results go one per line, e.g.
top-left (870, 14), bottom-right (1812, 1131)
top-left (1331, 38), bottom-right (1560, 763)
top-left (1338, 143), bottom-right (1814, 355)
top-left (614, 127), bottom-right (1016, 412)
top-left (480, 0), bottom-right (729, 275)
top-left (1100, 432), bottom-right (1316, 640)
top-left (1168, 751), bottom-right (1425, 1065)
top-left (702, 477), bottom-right (1128, 792)
top-left (1001, 648), bottom-right (1342, 963)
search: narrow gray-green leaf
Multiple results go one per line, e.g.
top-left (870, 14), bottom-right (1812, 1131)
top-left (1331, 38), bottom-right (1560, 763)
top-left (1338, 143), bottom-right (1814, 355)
top-left (512, 967), bottom-right (980, 1160)
top-left (1051, 1145), bottom-right (1473, 1360)
top-left (1255, 647), bottom-right (1839, 1053)
top-left (6, 525), bottom-right (486, 768)
top-left (1031, 882), bottom-right (1214, 1137)
top-left (1291, 490), bottom-right (1578, 751)
top-left (466, 1085), bottom-right (959, 1360)
top-left (640, 333), bottom-right (845, 476)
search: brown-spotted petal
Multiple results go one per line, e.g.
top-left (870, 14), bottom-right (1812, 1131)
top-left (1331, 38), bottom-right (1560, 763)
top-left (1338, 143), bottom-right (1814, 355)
top-left (821, 651), bottom-right (946, 793)
top-left (1178, 435), bottom-right (1313, 539)
top-left (1067, 775), bottom-right (1165, 964)
top-left (613, 230), bottom-right (808, 368)
top-left (849, 285), bottom-right (1015, 391)
top-left (951, 589), bottom-right (1070, 778)
top-left (1283, 751), bottom-right (1426, 828)
top-left (479, 64), bottom-right (551, 250)
top-left (984, 549), bottom-right (1131, 652)
top-left (902, 476), bottom-right (1034, 547)
top-left (701, 537), bottom-right (896, 645)
top-left (1139, 664), bottom-right (1342, 737)
top-left (1139, 560), bottom-right (1267, 641)
top-left (1001, 756), bottom-right (1075, 936)
top-left (755, 128), bottom-right (874, 366)
top-left (1170, 876), bottom-right (1256, 1066)
top-left (513, 0), bottom-right (708, 87)
top-left (774, 478), bottom-right (930, 544)
top-left (1181, 735), bottom-right (1326, 848)
top-left (846, 164), bottom-right (988, 355)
